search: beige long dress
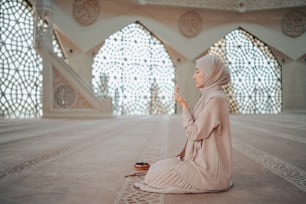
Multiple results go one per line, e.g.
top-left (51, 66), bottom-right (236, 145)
top-left (134, 55), bottom-right (233, 193)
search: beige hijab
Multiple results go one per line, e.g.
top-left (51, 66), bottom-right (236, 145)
top-left (193, 55), bottom-right (230, 117)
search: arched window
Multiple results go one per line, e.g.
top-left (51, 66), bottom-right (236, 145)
top-left (209, 28), bottom-right (282, 114)
top-left (0, 0), bottom-right (64, 118)
top-left (92, 22), bottom-right (175, 115)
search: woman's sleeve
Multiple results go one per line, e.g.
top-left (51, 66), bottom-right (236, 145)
top-left (182, 97), bottom-right (223, 141)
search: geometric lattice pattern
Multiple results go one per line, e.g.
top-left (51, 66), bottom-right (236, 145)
top-left (0, 0), bottom-right (64, 118)
top-left (0, 0), bottom-right (43, 119)
top-left (52, 34), bottom-right (65, 59)
top-left (209, 28), bottom-right (282, 114)
top-left (92, 22), bottom-right (175, 116)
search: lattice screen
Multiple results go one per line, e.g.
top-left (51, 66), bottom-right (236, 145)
top-left (0, 0), bottom-right (64, 118)
top-left (92, 22), bottom-right (175, 115)
top-left (209, 28), bottom-right (282, 114)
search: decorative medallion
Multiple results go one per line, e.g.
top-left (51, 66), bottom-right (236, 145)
top-left (54, 84), bottom-right (77, 108)
top-left (178, 11), bottom-right (202, 37)
top-left (281, 9), bottom-right (306, 38)
top-left (73, 0), bottom-right (100, 26)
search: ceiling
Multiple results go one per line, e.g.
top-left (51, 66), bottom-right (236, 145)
top-left (118, 0), bottom-right (306, 12)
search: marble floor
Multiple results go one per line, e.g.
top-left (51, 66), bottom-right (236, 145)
top-left (0, 113), bottom-right (305, 204)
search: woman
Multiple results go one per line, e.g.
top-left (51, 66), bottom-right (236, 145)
top-left (134, 54), bottom-right (233, 193)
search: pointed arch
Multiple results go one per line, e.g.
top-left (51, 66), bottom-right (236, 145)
top-left (92, 22), bottom-right (175, 115)
top-left (209, 27), bottom-right (282, 114)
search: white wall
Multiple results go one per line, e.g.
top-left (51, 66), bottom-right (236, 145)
top-left (283, 61), bottom-right (306, 112)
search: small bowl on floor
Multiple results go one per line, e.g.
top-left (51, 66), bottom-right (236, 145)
top-left (134, 162), bottom-right (150, 171)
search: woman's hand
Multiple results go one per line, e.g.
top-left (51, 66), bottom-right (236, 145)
top-left (174, 86), bottom-right (189, 110)
top-left (176, 145), bottom-right (186, 160)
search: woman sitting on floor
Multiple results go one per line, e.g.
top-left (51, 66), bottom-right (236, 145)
top-left (134, 54), bottom-right (233, 193)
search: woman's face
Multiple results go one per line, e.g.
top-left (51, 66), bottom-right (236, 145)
top-left (192, 68), bottom-right (205, 88)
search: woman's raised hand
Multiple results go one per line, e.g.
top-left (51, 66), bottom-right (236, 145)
top-left (174, 86), bottom-right (188, 110)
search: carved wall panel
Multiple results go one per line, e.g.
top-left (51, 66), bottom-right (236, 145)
top-left (73, 0), bottom-right (100, 25)
top-left (281, 9), bottom-right (306, 38)
top-left (178, 11), bottom-right (202, 37)
top-left (53, 67), bottom-right (93, 109)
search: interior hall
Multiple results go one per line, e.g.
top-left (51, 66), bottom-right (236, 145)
top-left (0, 0), bottom-right (305, 203)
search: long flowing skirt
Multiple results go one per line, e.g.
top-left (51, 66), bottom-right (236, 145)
top-left (134, 158), bottom-right (203, 194)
